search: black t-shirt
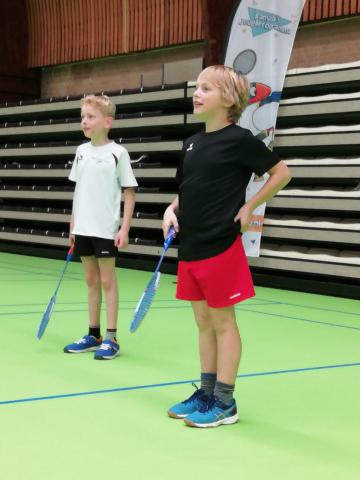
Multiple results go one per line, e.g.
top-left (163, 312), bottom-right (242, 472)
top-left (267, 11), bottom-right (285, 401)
top-left (176, 123), bottom-right (280, 261)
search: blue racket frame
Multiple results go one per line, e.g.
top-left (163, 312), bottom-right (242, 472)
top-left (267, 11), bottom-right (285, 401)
top-left (130, 227), bottom-right (176, 333)
top-left (36, 246), bottom-right (74, 340)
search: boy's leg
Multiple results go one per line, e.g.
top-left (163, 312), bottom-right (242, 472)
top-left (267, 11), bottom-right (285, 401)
top-left (168, 300), bottom-right (216, 419)
top-left (184, 305), bottom-right (240, 427)
top-left (93, 257), bottom-right (120, 360)
top-left (81, 256), bottom-right (102, 329)
top-left (209, 305), bottom-right (241, 385)
top-left (97, 257), bottom-right (118, 331)
top-left (63, 255), bottom-right (102, 353)
top-left (191, 300), bottom-right (217, 375)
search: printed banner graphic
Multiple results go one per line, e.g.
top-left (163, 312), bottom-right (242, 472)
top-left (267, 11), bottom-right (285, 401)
top-left (223, 0), bottom-right (305, 256)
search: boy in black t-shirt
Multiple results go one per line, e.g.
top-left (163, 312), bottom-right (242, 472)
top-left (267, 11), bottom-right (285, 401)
top-left (163, 65), bottom-right (291, 428)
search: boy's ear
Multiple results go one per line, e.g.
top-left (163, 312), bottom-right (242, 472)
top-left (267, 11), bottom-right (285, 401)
top-left (105, 116), bottom-right (114, 129)
top-left (222, 98), bottom-right (233, 108)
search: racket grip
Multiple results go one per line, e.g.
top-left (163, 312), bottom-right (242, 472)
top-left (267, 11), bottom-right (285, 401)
top-left (164, 226), bottom-right (176, 250)
top-left (66, 245), bottom-right (74, 260)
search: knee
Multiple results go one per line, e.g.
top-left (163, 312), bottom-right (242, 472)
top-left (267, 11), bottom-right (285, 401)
top-left (212, 315), bottom-right (236, 335)
top-left (100, 274), bottom-right (116, 291)
top-left (196, 314), bottom-right (212, 332)
top-left (85, 272), bottom-right (101, 289)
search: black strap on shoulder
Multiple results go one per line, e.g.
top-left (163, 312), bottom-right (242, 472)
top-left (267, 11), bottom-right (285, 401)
top-left (112, 153), bottom-right (119, 167)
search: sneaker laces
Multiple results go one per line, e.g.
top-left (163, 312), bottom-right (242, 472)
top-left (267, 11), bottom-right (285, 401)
top-left (198, 394), bottom-right (217, 413)
top-left (182, 383), bottom-right (204, 405)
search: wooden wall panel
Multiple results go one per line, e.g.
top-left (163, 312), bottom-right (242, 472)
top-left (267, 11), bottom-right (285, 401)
top-left (26, 0), bottom-right (203, 67)
top-left (302, 0), bottom-right (360, 22)
top-left (0, 0), bottom-right (40, 102)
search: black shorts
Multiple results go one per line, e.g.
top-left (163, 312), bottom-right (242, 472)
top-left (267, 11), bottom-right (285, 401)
top-left (74, 235), bottom-right (118, 258)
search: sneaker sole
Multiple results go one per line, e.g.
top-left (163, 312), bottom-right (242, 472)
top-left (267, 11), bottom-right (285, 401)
top-left (64, 346), bottom-right (100, 353)
top-left (94, 352), bottom-right (120, 360)
top-left (168, 411), bottom-right (188, 419)
top-left (184, 413), bottom-right (239, 428)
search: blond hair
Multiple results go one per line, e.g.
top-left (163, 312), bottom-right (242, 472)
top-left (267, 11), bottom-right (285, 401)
top-left (80, 94), bottom-right (116, 118)
top-left (201, 65), bottom-right (249, 123)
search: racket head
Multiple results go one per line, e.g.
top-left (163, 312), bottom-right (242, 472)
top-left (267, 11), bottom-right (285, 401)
top-left (36, 295), bottom-right (56, 339)
top-left (130, 271), bottom-right (161, 333)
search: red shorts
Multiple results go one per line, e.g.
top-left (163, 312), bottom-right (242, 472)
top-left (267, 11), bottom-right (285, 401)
top-left (176, 236), bottom-right (255, 308)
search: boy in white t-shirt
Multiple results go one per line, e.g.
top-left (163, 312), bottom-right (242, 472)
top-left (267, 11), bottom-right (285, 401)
top-left (64, 94), bottom-right (137, 360)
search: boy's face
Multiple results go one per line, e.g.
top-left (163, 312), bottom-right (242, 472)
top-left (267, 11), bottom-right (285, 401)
top-left (193, 70), bottom-right (228, 121)
top-left (80, 104), bottom-right (113, 140)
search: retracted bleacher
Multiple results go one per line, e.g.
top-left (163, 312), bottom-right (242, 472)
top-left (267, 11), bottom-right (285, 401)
top-left (1, 63), bottom-right (360, 297)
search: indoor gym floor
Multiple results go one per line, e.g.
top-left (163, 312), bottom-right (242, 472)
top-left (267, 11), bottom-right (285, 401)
top-left (0, 251), bottom-right (359, 480)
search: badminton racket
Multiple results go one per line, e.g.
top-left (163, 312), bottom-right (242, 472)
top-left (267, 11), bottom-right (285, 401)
top-left (36, 246), bottom-right (74, 339)
top-left (130, 154), bottom-right (148, 164)
top-left (130, 226), bottom-right (176, 333)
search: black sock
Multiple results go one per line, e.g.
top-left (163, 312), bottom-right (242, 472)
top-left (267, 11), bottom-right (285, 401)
top-left (89, 327), bottom-right (101, 339)
top-left (214, 381), bottom-right (235, 405)
top-left (200, 372), bottom-right (217, 396)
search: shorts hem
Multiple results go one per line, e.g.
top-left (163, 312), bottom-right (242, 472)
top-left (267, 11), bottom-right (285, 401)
top-left (176, 293), bottom-right (204, 302)
top-left (175, 291), bottom-right (255, 307)
top-left (206, 291), bottom-right (255, 308)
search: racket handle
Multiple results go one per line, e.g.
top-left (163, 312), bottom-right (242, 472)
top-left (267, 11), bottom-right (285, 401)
top-left (164, 226), bottom-right (176, 251)
top-left (66, 245), bottom-right (74, 261)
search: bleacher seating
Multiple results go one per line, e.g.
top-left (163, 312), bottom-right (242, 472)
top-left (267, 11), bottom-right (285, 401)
top-left (1, 63), bottom-right (360, 296)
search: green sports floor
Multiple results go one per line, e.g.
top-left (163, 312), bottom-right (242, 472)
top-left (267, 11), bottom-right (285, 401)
top-left (1, 251), bottom-right (359, 480)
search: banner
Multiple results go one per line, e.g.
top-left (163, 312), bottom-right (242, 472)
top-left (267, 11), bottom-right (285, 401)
top-left (222, 0), bottom-right (305, 256)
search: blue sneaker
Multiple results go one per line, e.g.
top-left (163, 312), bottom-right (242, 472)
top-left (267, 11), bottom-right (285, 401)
top-left (184, 395), bottom-right (238, 428)
top-left (64, 335), bottom-right (102, 353)
top-left (94, 339), bottom-right (120, 360)
top-left (168, 384), bottom-right (209, 419)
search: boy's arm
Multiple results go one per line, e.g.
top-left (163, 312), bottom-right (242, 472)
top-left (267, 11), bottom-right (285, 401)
top-left (115, 187), bottom-right (136, 248)
top-left (234, 160), bottom-right (291, 232)
top-left (69, 211), bottom-right (75, 246)
top-left (163, 195), bottom-right (179, 237)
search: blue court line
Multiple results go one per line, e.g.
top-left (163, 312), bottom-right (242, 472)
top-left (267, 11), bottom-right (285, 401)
top-left (0, 299), bottom-right (276, 308)
top-left (0, 298), bottom-right (275, 307)
top-left (0, 263), bottom-right (82, 281)
top-left (0, 301), bottom-right (274, 313)
top-left (238, 307), bottom-right (360, 331)
top-left (0, 271), bottom-right (81, 281)
top-left (1, 272), bottom-right (358, 318)
top-left (1, 257), bottom-right (358, 317)
top-left (255, 297), bottom-right (360, 318)
top-left (2, 304), bottom-right (359, 331)
top-left (0, 277), bottom-right (79, 283)
top-left (1, 362), bottom-right (359, 406)
top-left (0, 259), bottom-right (79, 274)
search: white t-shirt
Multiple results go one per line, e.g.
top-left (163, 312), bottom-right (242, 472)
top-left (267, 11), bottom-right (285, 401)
top-left (69, 141), bottom-right (138, 239)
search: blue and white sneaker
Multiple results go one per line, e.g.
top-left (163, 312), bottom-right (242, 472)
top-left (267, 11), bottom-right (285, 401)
top-left (94, 339), bottom-right (120, 360)
top-left (168, 384), bottom-right (209, 419)
top-left (64, 335), bottom-right (102, 353)
top-left (184, 395), bottom-right (238, 428)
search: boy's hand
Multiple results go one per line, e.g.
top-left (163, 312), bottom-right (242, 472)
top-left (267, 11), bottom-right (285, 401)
top-left (234, 204), bottom-right (252, 233)
top-left (115, 228), bottom-right (129, 250)
top-left (69, 217), bottom-right (75, 246)
top-left (162, 206), bottom-right (179, 238)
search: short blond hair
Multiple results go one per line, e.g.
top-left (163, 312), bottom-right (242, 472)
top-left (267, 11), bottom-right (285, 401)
top-left (80, 94), bottom-right (116, 118)
top-left (201, 65), bottom-right (249, 123)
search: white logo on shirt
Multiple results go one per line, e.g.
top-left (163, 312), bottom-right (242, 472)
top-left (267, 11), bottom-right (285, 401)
top-left (186, 143), bottom-right (194, 151)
